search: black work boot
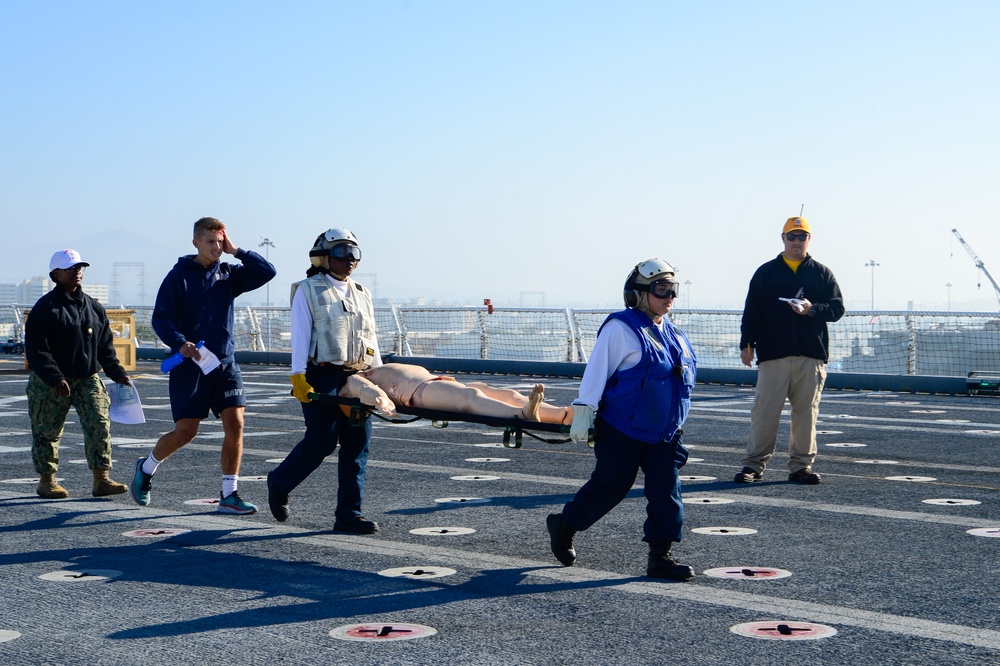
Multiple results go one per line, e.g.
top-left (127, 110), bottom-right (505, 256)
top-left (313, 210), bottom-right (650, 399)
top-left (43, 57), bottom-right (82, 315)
top-left (546, 513), bottom-right (577, 566)
top-left (266, 471), bottom-right (289, 522)
top-left (646, 541), bottom-right (694, 581)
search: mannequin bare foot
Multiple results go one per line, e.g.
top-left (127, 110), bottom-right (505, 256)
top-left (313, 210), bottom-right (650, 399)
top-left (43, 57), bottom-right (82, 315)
top-left (521, 384), bottom-right (544, 421)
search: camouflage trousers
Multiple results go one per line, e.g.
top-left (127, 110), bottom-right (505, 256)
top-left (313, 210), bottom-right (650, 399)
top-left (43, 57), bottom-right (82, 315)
top-left (27, 372), bottom-right (113, 475)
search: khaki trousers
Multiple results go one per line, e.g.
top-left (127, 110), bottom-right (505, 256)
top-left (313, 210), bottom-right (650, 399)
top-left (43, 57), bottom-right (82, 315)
top-left (742, 356), bottom-right (827, 474)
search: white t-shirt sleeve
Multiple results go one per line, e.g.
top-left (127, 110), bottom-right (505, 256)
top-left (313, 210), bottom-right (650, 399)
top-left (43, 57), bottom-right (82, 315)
top-left (290, 287), bottom-right (313, 375)
top-left (575, 318), bottom-right (642, 410)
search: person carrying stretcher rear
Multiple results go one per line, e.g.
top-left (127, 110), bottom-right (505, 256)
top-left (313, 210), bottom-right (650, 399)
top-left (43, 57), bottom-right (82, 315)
top-left (266, 228), bottom-right (382, 534)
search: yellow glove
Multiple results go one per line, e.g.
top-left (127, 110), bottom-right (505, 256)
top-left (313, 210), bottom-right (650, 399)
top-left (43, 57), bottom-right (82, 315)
top-left (290, 373), bottom-right (314, 403)
top-left (570, 404), bottom-right (595, 447)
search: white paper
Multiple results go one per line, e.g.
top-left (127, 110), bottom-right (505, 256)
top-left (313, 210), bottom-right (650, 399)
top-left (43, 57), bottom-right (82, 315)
top-left (108, 382), bottom-right (146, 424)
top-left (193, 346), bottom-right (221, 375)
top-left (779, 297), bottom-right (806, 313)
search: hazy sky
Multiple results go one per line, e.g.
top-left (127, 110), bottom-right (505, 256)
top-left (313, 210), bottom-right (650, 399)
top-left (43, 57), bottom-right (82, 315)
top-left (3, 1), bottom-right (999, 311)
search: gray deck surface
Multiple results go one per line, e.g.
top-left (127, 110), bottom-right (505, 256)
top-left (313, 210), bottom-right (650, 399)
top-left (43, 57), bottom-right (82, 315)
top-left (1, 358), bottom-right (998, 665)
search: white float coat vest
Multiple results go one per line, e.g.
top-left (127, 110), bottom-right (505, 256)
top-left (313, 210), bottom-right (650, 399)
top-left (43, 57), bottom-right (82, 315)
top-left (291, 274), bottom-right (377, 369)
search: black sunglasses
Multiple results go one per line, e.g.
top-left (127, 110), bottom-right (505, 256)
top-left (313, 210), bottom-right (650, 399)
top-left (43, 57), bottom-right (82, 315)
top-left (785, 232), bottom-right (809, 242)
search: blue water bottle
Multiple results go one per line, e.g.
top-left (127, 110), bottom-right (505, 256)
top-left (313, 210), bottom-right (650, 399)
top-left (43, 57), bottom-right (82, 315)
top-left (161, 341), bottom-right (205, 373)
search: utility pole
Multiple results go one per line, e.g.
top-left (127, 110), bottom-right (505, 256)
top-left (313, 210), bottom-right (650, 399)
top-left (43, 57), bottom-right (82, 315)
top-left (865, 260), bottom-right (879, 313)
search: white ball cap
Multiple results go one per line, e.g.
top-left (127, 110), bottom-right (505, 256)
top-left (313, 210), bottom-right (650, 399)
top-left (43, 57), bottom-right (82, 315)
top-left (49, 249), bottom-right (90, 272)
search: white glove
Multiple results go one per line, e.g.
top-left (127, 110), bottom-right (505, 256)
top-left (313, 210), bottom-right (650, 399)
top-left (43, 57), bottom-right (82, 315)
top-left (570, 404), bottom-right (595, 447)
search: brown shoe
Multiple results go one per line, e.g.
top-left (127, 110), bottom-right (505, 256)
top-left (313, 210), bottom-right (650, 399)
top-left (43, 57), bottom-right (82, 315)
top-left (37, 474), bottom-right (69, 499)
top-left (788, 468), bottom-right (821, 484)
top-left (92, 469), bottom-right (127, 497)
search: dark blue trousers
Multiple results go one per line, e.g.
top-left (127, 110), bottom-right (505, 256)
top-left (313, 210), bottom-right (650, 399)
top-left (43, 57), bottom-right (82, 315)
top-left (562, 416), bottom-right (688, 543)
top-left (269, 364), bottom-right (371, 522)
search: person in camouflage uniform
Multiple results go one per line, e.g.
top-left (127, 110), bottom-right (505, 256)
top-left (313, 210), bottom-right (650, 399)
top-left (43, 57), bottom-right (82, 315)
top-left (24, 249), bottom-right (132, 499)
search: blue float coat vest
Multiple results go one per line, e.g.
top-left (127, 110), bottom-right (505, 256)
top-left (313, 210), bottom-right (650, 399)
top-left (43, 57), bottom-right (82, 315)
top-left (597, 309), bottom-right (697, 444)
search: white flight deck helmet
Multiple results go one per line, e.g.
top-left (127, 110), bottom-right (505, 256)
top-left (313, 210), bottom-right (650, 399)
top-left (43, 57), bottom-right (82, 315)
top-left (623, 258), bottom-right (680, 318)
top-left (309, 228), bottom-right (361, 278)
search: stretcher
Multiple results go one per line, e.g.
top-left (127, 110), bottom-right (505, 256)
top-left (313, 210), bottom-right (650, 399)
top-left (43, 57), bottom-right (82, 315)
top-left (308, 391), bottom-right (572, 448)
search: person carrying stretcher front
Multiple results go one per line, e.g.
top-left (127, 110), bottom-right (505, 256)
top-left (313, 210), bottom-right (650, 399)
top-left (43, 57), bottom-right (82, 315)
top-left (266, 228), bottom-right (382, 534)
top-left (546, 258), bottom-right (698, 580)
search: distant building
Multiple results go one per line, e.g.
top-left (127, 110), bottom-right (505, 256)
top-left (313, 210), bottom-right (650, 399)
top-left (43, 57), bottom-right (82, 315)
top-left (17, 277), bottom-right (52, 304)
top-left (85, 284), bottom-right (110, 303)
top-left (12, 278), bottom-right (108, 305)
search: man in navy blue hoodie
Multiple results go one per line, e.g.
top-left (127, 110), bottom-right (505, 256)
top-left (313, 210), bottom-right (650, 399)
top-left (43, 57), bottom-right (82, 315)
top-left (130, 217), bottom-right (276, 514)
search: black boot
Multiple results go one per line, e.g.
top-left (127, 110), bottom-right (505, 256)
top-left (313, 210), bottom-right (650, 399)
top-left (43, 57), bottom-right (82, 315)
top-left (546, 513), bottom-right (577, 566)
top-left (646, 541), bottom-right (694, 580)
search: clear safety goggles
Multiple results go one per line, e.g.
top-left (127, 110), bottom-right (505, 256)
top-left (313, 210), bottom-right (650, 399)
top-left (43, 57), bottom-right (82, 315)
top-left (642, 279), bottom-right (680, 299)
top-left (329, 244), bottom-right (362, 262)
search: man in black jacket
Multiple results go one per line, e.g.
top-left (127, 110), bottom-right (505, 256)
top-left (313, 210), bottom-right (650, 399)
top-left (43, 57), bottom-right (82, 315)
top-left (734, 217), bottom-right (845, 485)
top-left (25, 249), bottom-right (132, 499)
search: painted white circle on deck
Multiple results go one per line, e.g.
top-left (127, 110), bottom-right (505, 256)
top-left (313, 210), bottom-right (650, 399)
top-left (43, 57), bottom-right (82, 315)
top-left (885, 476), bottom-right (937, 482)
top-left (378, 566), bottom-right (457, 580)
top-left (691, 527), bottom-right (757, 536)
top-left (704, 567), bottom-right (792, 580)
top-left (450, 475), bottom-right (500, 481)
top-left (434, 497), bottom-right (491, 505)
top-left (910, 409), bottom-right (945, 414)
top-left (38, 569), bottom-right (122, 582)
top-left (123, 528), bottom-right (192, 538)
top-left (183, 498), bottom-right (221, 506)
top-left (0, 630), bottom-right (21, 643)
top-left (409, 527), bottom-right (476, 536)
top-left (731, 621), bottom-right (837, 640)
top-left (966, 527), bottom-right (1000, 538)
top-left (683, 497), bottom-right (735, 505)
top-left (965, 429), bottom-right (1000, 436)
top-left (679, 475), bottom-right (717, 482)
top-left (464, 458), bottom-right (510, 463)
top-left (329, 622), bottom-right (438, 642)
top-left (824, 442), bottom-right (866, 448)
top-left (473, 443), bottom-right (504, 448)
top-left (853, 459), bottom-right (899, 465)
top-left (922, 499), bottom-right (980, 506)
top-left (815, 430), bottom-right (842, 435)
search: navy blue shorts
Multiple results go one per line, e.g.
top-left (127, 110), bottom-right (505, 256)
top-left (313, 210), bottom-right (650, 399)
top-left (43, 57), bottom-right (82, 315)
top-left (168, 360), bottom-right (246, 422)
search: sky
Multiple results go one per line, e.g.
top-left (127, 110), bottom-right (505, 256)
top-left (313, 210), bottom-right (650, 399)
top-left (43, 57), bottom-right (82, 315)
top-left (2, 1), bottom-right (999, 312)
